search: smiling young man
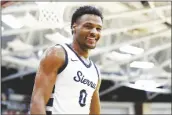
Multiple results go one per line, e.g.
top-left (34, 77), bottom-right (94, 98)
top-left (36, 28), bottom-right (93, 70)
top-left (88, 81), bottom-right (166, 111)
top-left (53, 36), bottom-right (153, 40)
top-left (30, 5), bottom-right (103, 114)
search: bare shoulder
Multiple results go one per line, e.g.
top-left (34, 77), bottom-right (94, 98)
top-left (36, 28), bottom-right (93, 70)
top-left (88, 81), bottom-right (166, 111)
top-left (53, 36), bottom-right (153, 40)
top-left (40, 45), bottom-right (66, 70)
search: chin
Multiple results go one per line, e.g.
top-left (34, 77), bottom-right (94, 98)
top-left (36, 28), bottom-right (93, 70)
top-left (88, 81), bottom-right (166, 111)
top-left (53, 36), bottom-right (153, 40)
top-left (87, 44), bottom-right (96, 49)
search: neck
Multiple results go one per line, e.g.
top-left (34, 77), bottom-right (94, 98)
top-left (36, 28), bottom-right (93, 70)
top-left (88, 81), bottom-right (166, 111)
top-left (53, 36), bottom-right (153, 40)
top-left (71, 39), bottom-right (89, 58)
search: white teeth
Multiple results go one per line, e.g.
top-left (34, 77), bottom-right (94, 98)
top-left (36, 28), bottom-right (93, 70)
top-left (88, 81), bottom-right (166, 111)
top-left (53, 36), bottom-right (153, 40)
top-left (88, 37), bottom-right (95, 40)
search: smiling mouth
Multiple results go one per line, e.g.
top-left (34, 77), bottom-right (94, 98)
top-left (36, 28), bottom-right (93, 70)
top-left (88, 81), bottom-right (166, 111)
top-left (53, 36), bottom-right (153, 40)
top-left (87, 37), bottom-right (96, 44)
top-left (87, 36), bottom-right (97, 40)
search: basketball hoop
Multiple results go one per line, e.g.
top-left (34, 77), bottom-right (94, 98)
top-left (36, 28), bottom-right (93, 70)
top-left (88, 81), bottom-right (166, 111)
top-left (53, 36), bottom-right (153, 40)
top-left (36, 2), bottom-right (68, 29)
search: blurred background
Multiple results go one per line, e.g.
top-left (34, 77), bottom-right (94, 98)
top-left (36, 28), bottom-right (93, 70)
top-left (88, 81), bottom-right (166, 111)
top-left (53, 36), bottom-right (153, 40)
top-left (1, 1), bottom-right (171, 114)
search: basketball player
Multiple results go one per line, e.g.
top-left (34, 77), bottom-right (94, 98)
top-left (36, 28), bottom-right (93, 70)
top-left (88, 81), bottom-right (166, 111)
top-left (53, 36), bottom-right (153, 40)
top-left (30, 5), bottom-right (103, 114)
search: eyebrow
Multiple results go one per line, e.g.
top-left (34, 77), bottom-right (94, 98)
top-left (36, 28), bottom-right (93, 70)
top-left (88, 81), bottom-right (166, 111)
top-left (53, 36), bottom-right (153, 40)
top-left (84, 22), bottom-right (102, 28)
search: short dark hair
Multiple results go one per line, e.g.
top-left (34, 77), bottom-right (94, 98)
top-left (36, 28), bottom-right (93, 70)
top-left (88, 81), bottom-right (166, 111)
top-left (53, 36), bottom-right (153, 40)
top-left (71, 5), bottom-right (103, 34)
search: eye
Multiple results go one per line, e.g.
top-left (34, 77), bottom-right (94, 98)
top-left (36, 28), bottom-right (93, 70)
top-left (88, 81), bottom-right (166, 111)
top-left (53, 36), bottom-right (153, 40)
top-left (96, 28), bottom-right (102, 32)
top-left (84, 24), bottom-right (92, 29)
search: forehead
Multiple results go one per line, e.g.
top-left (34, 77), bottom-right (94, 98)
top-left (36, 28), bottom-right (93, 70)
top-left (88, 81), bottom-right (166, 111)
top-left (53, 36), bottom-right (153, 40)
top-left (77, 14), bottom-right (103, 26)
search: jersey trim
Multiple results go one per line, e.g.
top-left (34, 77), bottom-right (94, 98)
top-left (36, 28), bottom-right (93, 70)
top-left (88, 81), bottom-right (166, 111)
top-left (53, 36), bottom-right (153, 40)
top-left (56, 44), bottom-right (68, 74)
top-left (93, 63), bottom-right (100, 80)
top-left (46, 98), bottom-right (54, 106)
top-left (46, 111), bottom-right (52, 115)
top-left (52, 85), bottom-right (55, 93)
top-left (66, 44), bottom-right (92, 68)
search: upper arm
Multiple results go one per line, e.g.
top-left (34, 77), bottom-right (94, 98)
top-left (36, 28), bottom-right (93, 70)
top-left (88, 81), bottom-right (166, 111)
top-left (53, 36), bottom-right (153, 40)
top-left (96, 78), bottom-right (101, 93)
top-left (92, 66), bottom-right (102, 98)
top-left (89, 67), bottom-right (102, 114)
top-left (93, 77), bottom-right (101, 99)
top-left (31, 45), bottom-right (65, 105)
top-left (95, 66), bottom-right (102, 93)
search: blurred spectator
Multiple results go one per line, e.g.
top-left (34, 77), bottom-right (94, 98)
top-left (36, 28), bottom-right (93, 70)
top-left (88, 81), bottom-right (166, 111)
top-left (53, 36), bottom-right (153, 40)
top-left (5, 88), bottom-right (15, 100)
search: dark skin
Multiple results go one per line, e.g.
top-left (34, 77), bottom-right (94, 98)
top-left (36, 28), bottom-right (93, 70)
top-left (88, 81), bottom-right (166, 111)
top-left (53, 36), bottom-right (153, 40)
top-left (30, 14), bottom-right (103, 114)
top-left (30, 46), bottom-right (65, 114)
top-left (72, 14), bottom-right (102, 58)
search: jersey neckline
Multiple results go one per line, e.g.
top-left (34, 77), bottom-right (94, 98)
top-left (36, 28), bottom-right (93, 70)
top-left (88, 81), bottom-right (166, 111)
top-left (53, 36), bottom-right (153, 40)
top-left (66, 44), bottom-right (92, 68)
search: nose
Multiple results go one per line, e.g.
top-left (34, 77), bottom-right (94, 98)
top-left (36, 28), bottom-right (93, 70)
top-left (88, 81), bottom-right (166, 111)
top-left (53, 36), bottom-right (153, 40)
top-left (89, 28), bottom-right (98, 38)
top-left (90, 28), bottom-right (97, 34)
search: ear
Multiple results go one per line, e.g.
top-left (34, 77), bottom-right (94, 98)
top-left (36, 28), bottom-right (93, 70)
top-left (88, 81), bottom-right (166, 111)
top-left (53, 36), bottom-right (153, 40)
top-left (72, 23), bottom-right (77, 34)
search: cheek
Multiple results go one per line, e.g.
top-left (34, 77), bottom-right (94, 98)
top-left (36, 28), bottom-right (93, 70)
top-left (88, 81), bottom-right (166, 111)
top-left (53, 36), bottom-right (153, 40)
top-left (96, 33), bottom-right (101, 41)
top-left (78, 29), bottom-right (89, 38)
